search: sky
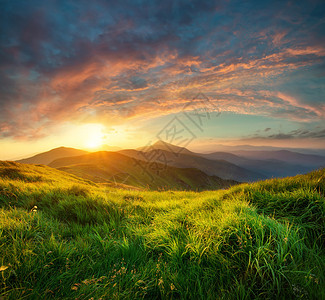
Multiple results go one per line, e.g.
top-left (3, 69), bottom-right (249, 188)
top-left (0, 0), bottom-right (325, 159)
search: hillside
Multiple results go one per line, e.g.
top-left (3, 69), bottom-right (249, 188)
top-left (0, 162), bottom-right (324, 299)
top-left (16, 147), bottom-right (88, 165)
top-left (119, 147), bottom-right (265, 182)
top-left (48, 151), bottom-right (237, 190)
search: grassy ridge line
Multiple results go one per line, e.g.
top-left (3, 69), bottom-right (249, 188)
top-left (221, 169), bottom-right (325, 247)
top-left (0, 161), bottom-right (324, 299)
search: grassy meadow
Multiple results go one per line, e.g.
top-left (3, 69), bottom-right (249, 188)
top-left (0, 161), bottom-right (324, 299)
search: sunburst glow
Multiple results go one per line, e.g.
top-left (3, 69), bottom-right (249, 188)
top-left (83, 124), bottom-right (105, 149)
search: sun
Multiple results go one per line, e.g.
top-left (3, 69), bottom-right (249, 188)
top-left (86, 134), bottom-right (102, 149)
top-left (83, 124), bottom-right (105, 149)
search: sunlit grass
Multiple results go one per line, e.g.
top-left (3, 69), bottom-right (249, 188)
top-left (0, 161), bottom-right (324, 299)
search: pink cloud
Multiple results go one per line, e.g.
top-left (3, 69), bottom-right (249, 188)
top-left (2, 41), bottom-right (325, 140)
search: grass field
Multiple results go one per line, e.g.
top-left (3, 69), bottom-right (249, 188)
top-left (0, 161), bottom-right (324, 299)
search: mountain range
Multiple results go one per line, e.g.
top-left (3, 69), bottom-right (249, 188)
top-left (201, 151), bottom-right (319, 178)
top-left (120, 141), bottom-right (264, 182)
top-left (12, 141), bottom-right (325, 190)
top-left (199, 144), bottom-right (325, 156)
top-left (48, 151), bottom-right (237, 190)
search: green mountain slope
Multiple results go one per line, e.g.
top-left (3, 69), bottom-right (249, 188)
top-left (48, 151), bottom-right (237, 190)
top-left (0, 162), bottom-right (324, 299)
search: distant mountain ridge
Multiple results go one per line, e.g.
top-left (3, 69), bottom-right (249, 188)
top-left (201, 151), bottom-right (317, 178)
top-left (128, 141), bottom-right (325, 179)
top-left (120, 142), bottom-right (264, 182)
top-left (48, 151), bottom-right (238, 190)
top-left (137, 140), bottom-right (195, 156)
top-left (16, 147), bottom-right (88, 165)
top-left (15, 142), bottom-right (325, 184)
top-left (229, 150), bottom-right (325, 167)
top-left (200, 144), bottom-right (325, 156)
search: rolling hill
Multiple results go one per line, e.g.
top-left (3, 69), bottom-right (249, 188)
top-left (48, 151), bottom-right (238, 190)
top-left (0, 161), bottom-right (324, 299)
top-left (16, 147), bottom-right (88, 165)
top-left (120, 141), bottom-right (265, 182)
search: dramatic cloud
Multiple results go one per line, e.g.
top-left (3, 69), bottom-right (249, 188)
top-left (0, 0), bottom-right (324, 140)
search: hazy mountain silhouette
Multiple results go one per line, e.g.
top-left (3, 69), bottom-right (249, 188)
top-left (16, 147), bottom-right (88, 165)
top-left (48, 151), bottom-right (238, 190)
top-left (137, 140), bottom-right (195, 156)
top-left (229, 150), bottom-right (325, 167)
top-left (201, 152), bottom-right (316, 178)
top-left (204, 144), bottom-right (325, 156)
top-left (120, 141), bottom-right (265, 182)
top-left (16, 142), bottom-right (324, 183)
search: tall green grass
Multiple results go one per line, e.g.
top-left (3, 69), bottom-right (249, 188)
top-left (0, 161), bottom-right (324, 299)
